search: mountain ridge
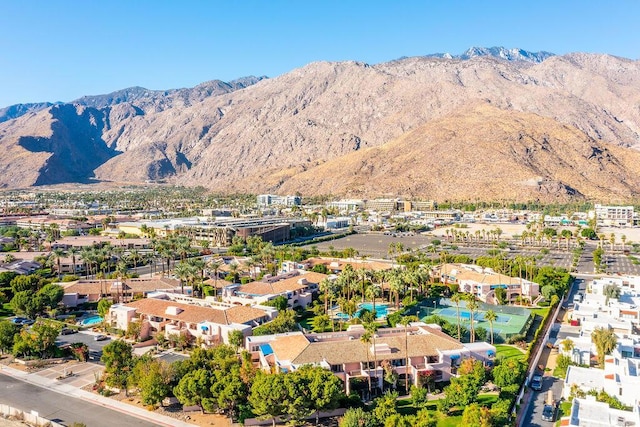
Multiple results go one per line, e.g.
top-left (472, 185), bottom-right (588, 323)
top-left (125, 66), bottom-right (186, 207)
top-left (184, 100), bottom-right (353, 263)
top-left (1, 49), bottom-right (640, 202)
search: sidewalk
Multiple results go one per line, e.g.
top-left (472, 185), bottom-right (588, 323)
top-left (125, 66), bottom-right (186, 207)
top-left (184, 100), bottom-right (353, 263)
top-left (0, 364), bottom-right (195, 427)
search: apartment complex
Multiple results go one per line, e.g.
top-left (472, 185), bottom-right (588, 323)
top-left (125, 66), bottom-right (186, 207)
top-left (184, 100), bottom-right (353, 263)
top-left (108, 292), bottom-right (277, 346)
top-left (437, 263), bottom-right (539, 303)
top-left (246, 323), bottom-right (495, 395)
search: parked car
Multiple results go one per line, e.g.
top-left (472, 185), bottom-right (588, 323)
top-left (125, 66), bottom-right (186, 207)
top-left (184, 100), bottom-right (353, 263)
top-left (542, 403), bottom-right (556, 422)
top-left (60, 328), bottom-right (78, 335)
top-left (530, 375), bottom-right (543, 391)
top-left (11, 317), bottom-right (28, 324)
top-left (94, 334), bottom-right (109, 341)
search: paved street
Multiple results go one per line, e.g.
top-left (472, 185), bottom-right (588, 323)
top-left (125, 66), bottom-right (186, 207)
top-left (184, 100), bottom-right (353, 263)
top-left (522, 375), bottom-right (563, 426)
top-left (0, 374), bottom-right (157, 427)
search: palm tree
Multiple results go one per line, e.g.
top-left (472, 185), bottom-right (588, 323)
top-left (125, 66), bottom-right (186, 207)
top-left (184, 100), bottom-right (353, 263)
top-left (68, 247), bottom-right (79, 275)
top-left (319, 278), bottom-right (335, 315)
top-left (610, 233), bottom-right (616, 251)
top-left (365, 285), bottom-right (381, 314)
top-left (484, 310), bottom-right (497, 344)
top-left (465, 294), bottom-right (479, 343)
top-left (174, 261), bottom-right (195, 295)
top-left (591, 327), bottom-right (617, 368)
top-left (621, 235), bottom-right (627, 253)
top-left (360, 330), bottom-right (373, 394)
top-left (450, 293), bottom-right (462, 341)
top-left (51, 248), bottom-right (66, 280)
top-left (399, 315), bottom-right (418, 392)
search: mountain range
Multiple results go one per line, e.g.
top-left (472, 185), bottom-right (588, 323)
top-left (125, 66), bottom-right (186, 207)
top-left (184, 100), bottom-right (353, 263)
top-left (1, 46), bottom-right (640, 203)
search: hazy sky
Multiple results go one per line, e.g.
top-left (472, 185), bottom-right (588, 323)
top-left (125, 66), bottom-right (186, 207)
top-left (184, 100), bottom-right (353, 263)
top-left (1, 1), bottom-right (638, 107)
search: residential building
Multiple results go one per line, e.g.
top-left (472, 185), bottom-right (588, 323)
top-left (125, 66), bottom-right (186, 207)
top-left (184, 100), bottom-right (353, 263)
top-left (563, 397), bottom-right (640, 427)
top-left (60, 277), bottom-right (181, 307)
top-left (246, 323), bottom-right (495, 395)
top-left (437, 263), bottom-right (539, 303)
top-left (222, 271), bottom-right (327, 308)
top-left (108, 292), bottom-right (277, 346)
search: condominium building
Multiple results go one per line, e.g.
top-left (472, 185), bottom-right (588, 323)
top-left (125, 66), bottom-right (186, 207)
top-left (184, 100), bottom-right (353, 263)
top-left (246, 323), bottom-right (495, 395)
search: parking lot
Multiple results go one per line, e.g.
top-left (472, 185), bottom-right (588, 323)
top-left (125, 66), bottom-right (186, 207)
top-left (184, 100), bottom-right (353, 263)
top-left (304, 232), bottom-right (640, 276)
top-left (56, 331), bottom-right (114, 362)
top-left (35, 361), bottom-right (104, 389)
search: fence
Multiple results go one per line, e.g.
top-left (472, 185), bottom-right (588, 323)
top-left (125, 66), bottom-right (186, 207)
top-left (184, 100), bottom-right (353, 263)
top-left (0, 404), bottom-right (65, 427)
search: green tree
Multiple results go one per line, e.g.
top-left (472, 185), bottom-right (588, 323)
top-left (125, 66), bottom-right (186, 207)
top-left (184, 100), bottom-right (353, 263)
top-left (209, 364), bottom-right (248, 416)
top-left (339, 407), bottom-right (375, 427)
top-left (414, 409), bottom-right (438, 427)
top-left (10, 291), bottom-right (44, 319)
top-left (101, 340), bottom-right (134, 395)
top-left (373, 391), bottom-right (399, 425)
top-left (136, 359), bottom-right (173, 407)
top-left (297, 365), bottom-right (344, 424)
top-left (450, 293), bottom-right (462, 340)
top-left (494, 287), bottom-right (507, 305)
top-left (249, 372), bottom-right (288, 427)
top-left (38, 283), bottom-right (64, 311)
top-left (174, 368), bottom-right (213, 413)
top-left (265, 295), bottom-right (288, 311)
top-left (592, 327), bottom-right (617, 368)
top-left (311, 314), bottom-right (332, 332)
top-left (492, 358), bottom-right (526, 390)
top-left (461, 403), bottom-right (493, 427)
top-left (228, 329), bottom-right (245, 351)
top-left (97, 299), bottom-right (113, 318)
top-left (0, 320), bottom-right (19, 354)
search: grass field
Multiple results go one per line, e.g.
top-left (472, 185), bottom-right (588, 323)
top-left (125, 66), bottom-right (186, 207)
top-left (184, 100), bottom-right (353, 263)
top-left (530, 307), bottom-right (551, 318)
top-left (495, 344), bottom-right (525, 361)
top-left (396, 393), bottom-right (499, 426)
top-left (0, 303), bottom-right (14, 320)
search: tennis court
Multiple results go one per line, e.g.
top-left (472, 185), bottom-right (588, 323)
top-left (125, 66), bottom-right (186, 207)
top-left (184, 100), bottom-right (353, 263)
top-left (424, 303), bottom-right (532, 338)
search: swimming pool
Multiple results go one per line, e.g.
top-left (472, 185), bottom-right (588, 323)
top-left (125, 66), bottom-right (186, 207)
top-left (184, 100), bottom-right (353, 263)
top-left (335, 303), bottom-right (389, 320)
top-left (80, 315), bottom-right (104, 326)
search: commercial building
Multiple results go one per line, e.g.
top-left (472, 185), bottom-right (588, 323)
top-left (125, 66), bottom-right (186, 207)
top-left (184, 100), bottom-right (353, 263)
top-left (593, 204), bottom-right (635, 227)
top-left (257, 195), bottom-right (302, 207)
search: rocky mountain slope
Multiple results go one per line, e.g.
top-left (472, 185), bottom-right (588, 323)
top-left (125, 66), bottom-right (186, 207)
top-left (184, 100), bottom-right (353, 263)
top-left (1, 47), bottom-right (640, 202)
top-left (273, 103), bottom-right (640, 202)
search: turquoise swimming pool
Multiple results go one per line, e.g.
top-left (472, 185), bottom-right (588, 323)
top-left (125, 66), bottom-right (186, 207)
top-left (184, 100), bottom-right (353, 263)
top-left (335, 303), bottom-right (389, 320)
top-left (80, 315), bottom-right (103, 326)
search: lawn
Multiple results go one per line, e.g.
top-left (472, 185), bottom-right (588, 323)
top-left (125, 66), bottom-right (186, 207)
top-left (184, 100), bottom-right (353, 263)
top-left (495, 344), bottom-right (525, 361)
top-left (530, 306), bottom-right (551, 318)
top-left (0, 303), bottom-right (14, 319)
top-left (397, 393), bottom-right (498, 425)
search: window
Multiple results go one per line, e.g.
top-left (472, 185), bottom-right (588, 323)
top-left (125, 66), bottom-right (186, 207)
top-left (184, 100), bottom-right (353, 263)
top-left (331, 364), bottom-right (343, 373)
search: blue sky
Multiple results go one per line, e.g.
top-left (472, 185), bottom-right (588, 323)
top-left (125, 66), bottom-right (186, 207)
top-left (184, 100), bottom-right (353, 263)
top-left (1, 1), bottom-right (638, 107)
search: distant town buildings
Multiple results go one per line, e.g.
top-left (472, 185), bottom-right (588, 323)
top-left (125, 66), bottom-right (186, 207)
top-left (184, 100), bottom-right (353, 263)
top-left (592, 204), bottom-right (635, 227)
top-left (257, 194), bottom-right (302, 207)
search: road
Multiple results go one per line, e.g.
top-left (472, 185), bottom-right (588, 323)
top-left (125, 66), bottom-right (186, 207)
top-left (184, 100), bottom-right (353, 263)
top-left (0, 374), bottom-right (157, 427)
top-left (522, 375), bottom-right (564, 426)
